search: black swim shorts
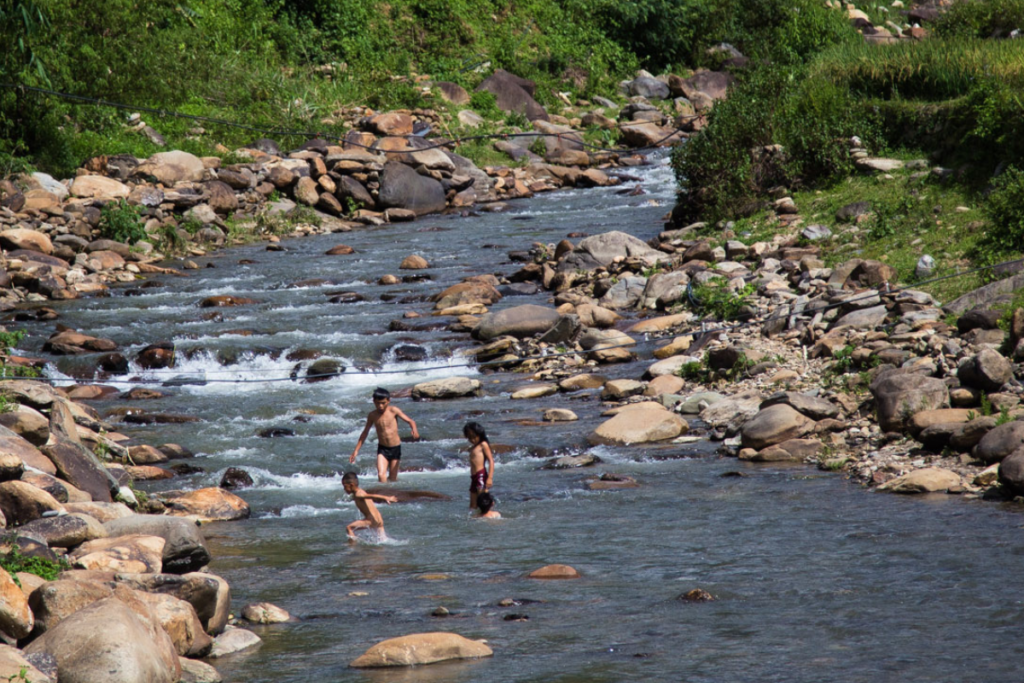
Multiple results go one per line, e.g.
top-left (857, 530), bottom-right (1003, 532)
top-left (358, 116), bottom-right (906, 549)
top-left (377, 444), bottom-right (402, 462)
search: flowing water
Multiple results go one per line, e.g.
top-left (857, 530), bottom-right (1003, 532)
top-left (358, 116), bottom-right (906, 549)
top-left (17, 156), bottom-right (1024, 682)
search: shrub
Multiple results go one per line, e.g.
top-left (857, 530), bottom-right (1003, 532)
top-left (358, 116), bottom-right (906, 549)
top-left (934, 0), bottom-right (1024, 39)
top-left (99, 199), bottom-right (146, 244)
top-left (985, 165), bottom-right (1024, 251)
top-left (689, 276), bottom-right (757, 320)
top-left (0, 540), bottom-right (71, 584)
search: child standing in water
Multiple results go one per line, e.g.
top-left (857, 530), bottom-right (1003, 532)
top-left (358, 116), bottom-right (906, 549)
top-left (475, 491), bottom-right (501, 519)
top-left (342, 472), bottom-right (396, 542)
top-left (464, 421), bottom-right (494, 510)
top-left (350, 387), bottom-right (419, 483)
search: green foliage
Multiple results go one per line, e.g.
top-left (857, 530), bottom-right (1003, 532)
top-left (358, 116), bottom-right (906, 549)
top-left (0, 330), bottom-right (25, 354)
top-left (980, 392), bottom-right (995, 417)
top-left (0, 540), bottom-right (71, 584)
top-left (99, 199), bottom-right (146, 244)
top-left (688, 276), bottom-right (756, 320)
top-left (985, 166), bottom-right (1024, 251)
top-left (869, 195), bottom-right (917, 241)
top-left (469, 91), bottom-right (502, 120)
top-left (677, 358), bottom-right (710, 382)
top-left (179, 217), bottom-right (205, 235)
top-left (996, 404), bottom-right (1013, 426)
top-left (934, 0), bottom-right (1024, 39)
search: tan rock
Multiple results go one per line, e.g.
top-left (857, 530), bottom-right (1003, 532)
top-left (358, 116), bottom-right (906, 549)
top-left (0, 644), bottom-right (52, 683)
top-left (527, 564), bottom-right (580, 579)
top-left (908, 408), bottom-right (975, 437)
top-left (740, 404), bottom-right (814, 450)
top-left (69, 175), bottom-right (131, 199)
top-left (653, 335), bottom-right (693, 359)
top-left (644, 375), bottom-right (685, 397)
top-left (28, 579), bottom-right (114, 634)
top-left (432, 281), bottom-right (502, 309)
top-left (543, 408), bottom-right (578, 422)
top-left (558, 374), bottom-right (606, 391)
top-left (0, 228), bottom-right (53, 255)
top-left (159, 488), bottom-right (250, 522)
top-left (0, 567), bottom-right (32, 639)
top-left (133, 591), bottom-right (213, 657)
top-left (241, 602), bottom-right (291, 624)
top-left (294, 177), bottom-right (320, 206)
top-left (591, 410), bottom-right (687, 445)
top-left (400, 254), bottom-right (429, 269)
top-left (628, 313), bottom-right (693, 333)
top-left (69, 534), bottom-right (166, 573)
top-left (879, 467), bottom-right (961, 493)
top-left (15, 572), bottom-right (46, 600)
top-left (511, 384), bottom-right (558, 400)
top-left (63, 501), bottom-right (135, 522)
top-left (0, 480), bottom-right (64, 525)
top-left (350, 632), bottom-right (493, 668)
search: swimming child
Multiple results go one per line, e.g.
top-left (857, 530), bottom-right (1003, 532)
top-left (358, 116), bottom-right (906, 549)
top-left (350, 387), bottom-right (419, 483)
top-left (463, 421), bottom-right (494, 510)
top-left (342, 471), bottom-right (397, 542)
top-left (475, 491), bottom-right (501, 519)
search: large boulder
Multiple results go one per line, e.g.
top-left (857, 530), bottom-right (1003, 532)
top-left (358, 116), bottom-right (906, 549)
top-left (350, 632), bottom-right (493, 668)
top-left (998, 447), bottom-right (1024, 495)
top-left (157, 488), bottom-right (250, 522)
top-left (69, 176), bottom-right (130, 200)
top-left (973, 421), bottom-right (1024, 464)
top-left (432, 281), bottom-right (502, 310)
top-left (869, 370), bottom-right (949, 432)
top-left (878, 467), bottom-right (961, 493)
top-left (957, 349), bottom-right (1013, 392)
top-left (19, 513), bottom-right (106, 548)
top-left (40, 400), bottom-right (117, 502)
top-left (116, 571), bottom-right (230, 635)
top-left (475, 69), bottom-right (548, 121)
top-left (377, 161), bottom-right (447, 216)
top-left (472, 304), bottom-right (562, 341)
top-left (0, 567), bottom-right (32, 639)
top-left (627, 76), bottom-right (670, 99)
top-left (104, 515), bottom-right (210, 574)
top-left (599, 276), bottom-right (647, 309)
top-left (25, 597), bottom-right (181, 683)
top-left (132, 591), bottom-right (213, 657)
top-left (69, 534), bottom-right (166, 573)
top-left (0, 481), bottom-right (64, 525)
top-left (0, 408), bottom-right (51, 449)
top-left (411, 377), bottom-right (482, 400)
top-left (208, 625), bottom-right (262, 658)
top-left (740, 404), bottom-right (814, 450)
top-left (557, 231), bottom-right (663, 272)
top-left (137, 151), bottom-right (205, 184)
top-left (590, 410), bottom-right (687, 445)
top-left (28, 579), bottom-right (115, 635)
top-left (0, 228), bottom-right (53, 255)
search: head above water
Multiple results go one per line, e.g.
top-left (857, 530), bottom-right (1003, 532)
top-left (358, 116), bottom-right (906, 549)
top-left (342, 471), bottom-right (359, 491)
top-left (463, 421), bottom-right (488, 444)
top-left (477, 491), bottom-right (495, 514)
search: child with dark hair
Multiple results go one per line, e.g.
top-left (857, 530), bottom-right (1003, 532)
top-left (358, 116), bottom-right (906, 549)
top-left (350, 387), bottom-right (419, 483)
top-left (475, 491), bottom-right (501, 519)
top-left (463, 421), bottom-right (494, 510)
top-left (342, 471), bottom-right (396, 541)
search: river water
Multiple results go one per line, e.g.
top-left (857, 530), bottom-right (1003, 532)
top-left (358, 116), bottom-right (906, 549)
top-left (17, 156), bottom-right (1024, 681)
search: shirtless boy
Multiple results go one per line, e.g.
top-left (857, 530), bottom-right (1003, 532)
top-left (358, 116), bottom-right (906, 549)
top-left (342, 472), bottom-right (396, 542)
top-left (463, 421), bottom-right (494, 510)
top-left (350, 387), bottom-right (419, 483)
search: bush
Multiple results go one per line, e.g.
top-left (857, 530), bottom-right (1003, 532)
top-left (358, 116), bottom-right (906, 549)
top-left (99, 200), bottom-right (146, 244)
top-left (934, 0), bottom-right (1024, 39)
top-left (985, 165), bottom-right (1024, 251)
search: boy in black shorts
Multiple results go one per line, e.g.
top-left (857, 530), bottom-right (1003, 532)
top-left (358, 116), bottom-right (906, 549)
top-left (350, 388), bottom-right (419, 482)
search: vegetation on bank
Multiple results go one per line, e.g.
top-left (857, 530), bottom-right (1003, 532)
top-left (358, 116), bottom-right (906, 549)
top-left (671, 0), bottom-right (1024, 305)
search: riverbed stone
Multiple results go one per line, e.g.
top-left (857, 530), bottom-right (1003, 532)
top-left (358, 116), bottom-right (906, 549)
top-left (510, 384), bottom-right (557, 400)
top-left (133, 590), bottom-right (213, 657)
top-left (63, 501), bottom-right (134, 523)
top-left (412, 377), bottom-right (482, 400)
top-left (25, 596), bottom-right (181, 683)
top-left (104, 515), bottom-right (211, 574)
top-left (543, 408), bottom-right (578, 422)
top-left (997, 447), bottom-right (1024, 494)
top-left (0, 228), bottom-right (53, 255)
top-left (69, 175), bottom-right (131, 200)
top-left (0, 645), bottom-right (51, 683)
top-left (869, 370), bottom-right (950, 432)
top-left (590, 410), bottom-right (687, 445)
top-left (208, 625), bottom-right (262, 658)
top-left (69, 534), bottom-right (166, 573)
top-left (528, 564), bottom-right (580, 579)
top-left (432, 281), bottom-right (502, 309)
top-left (0, 567), bottom-right (32, 639)
top-left (740, 404), bottom-right (814, 450)
top-left (19, 513), bottom-right (106, 548)
top-left (0, 481), bottom-right (64, 525)
top-left (760, 392), bottom-right (840, 421)
top-left (558, 374), bottom-right (606, 391)
top-left (973, 421), bottom-right (1024, 464)
top-left (602, 379), bottom-right (645, 400)
top-left (378, 161), bottom-right (447, 216)
top-left (27, 579), bottom-right (114, 635)
top-left (958, 349), bottom-right (1013, 392)
top-left (558, 230), bottom-right (663, 272)
top-left (878, 467), bottom-right (961, 493)
top-left (118, 571), bottom-right (230, 635)
top-left (351, 631), bottom-right (493, 668)
top-left (179, 658), bottom-right (222, 683)
top-left (629, 313), bottom-right (693, 334)
top-left (0, 408), bottom-right (51, 449)
top-left (241, 602), bottom-right (291, 624)
top-left (907, 408), bottom-right (975, 438)
top-left (645, 375), bottom-right (686, 397)
top-left (158, 488), bottom-right (250, 522)
top-left (472, 304), bottom-right (562, 340)
top-left (400, 254), bottom-right (429, 269)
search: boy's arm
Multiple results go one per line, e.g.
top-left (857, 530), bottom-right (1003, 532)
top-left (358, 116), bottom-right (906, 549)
top-left (484, 442), bottom-right (495, 489)
top-left (393, 407), bottom-right (419, 440)
top-left (363, 492), bottom-right (397, 504)
top-left (350, 415), bottom-right (373, 463)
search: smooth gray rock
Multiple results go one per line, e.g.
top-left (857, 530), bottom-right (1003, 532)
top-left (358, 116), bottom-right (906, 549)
top-left (377, 161), bottom-right (446, 216)
top-left (104, 516), bottom-right (210, 574)
top-left (870, 370), bottom-right (949, 432)
top-left (472, 304), bottom-right (562, 341)
top-left (957, 349), bottom-right (1013, 392)
top-left (974, 421), bottom-right (1024, 464)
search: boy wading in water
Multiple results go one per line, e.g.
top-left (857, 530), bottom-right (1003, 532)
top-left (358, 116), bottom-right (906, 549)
top-left (342, 472), bottom-right (396, 542)
top-left (350, 387), bottom-right (419, 483)
top-left (475, 491), bottom-right (501, 519)
top-left (463, 421), bottom-right (494, 510)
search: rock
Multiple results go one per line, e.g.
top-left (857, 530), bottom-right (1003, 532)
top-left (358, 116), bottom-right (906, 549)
top-left (69, 534), bottom-right (165, 573)
top-left (0, 408), bottom-right (51, 449)
top-left (412, 377), bottom-right (482, 400)
top-left (879, 467), bottom-right (961, 493)
top-left (958, 349), bottom-right (1013, 392)
top-left (19, 513), bottom-right (106, 548)
top-left (63, 501), bottom-right (134, 523)
top-left (138, 150), bottom-right (205, 183)
top-left (68, 176), bottom-right (131, 199)
top-left (590, 410), bottom-right (687, 445)
top-left (200, 295), bottom-right (259, 308)
top-left (472, 304), bottom-right (562, 341)
top-left (653, 336), bottom-right (693, 360)
top-left (400, 255), bottom-right (429, 270)
top-left (916, 255), bottom-right (936, 279)
top-left (740, 405), bottom-right (814, 450)
top-left (25, 597), bottom-right (181, 683)
top-left (241, 602), bottom-right (291, 624)
top-left (599, 275), bottom-right (646, 309)
top-left (557, 230), bottom-right (663, 272)
top-left (579, 328), bottom-right (636, 351)
top-left (558, 374), bottom-right (607, 391)
top-left (760, 392), bottom-right (840, 421)
top-left (28, 579), bottom-right (114, 635)
top-left (118, 571), bottom-right (230, 635)
top-left (0, 228), bottom-right (53, 255)
top-left (869, 370), bottom-right (950, 432)
top-left (432, 281), bottom-right (502, 309)
top-left (511, 384), bottom-right (557, 400)
top-left (205, 181), bottom-right (237, 213)
top-left (645, 375), bottom-right (686, 398)
top-left (179, 658), bottom-right (222, 683)
top-left (907, 408), bottom-right (975, 438)
top-left (103, 515), bottom-right (210, 574)
top-left (207, 625), bottom-right (262, 658)
top-left (351, 631), bottom-right (493, 668)
top-left (475, 69), bottom-right (548, 121)
top-left (543, 409), bottom-right (578, 422)
top-left (833, 305), bottom-right (889, 330)
top-left (973, 421), bottom-right (1024, 464)
top-left (436, 82), bottom-right (470, 105)
top-left (641, 272), bottom-right (690, 309)
top-left (629, 313), bottom-right (693, 334)
top-left (677, 70), bottom-right (733, 103)
top-left (157, 488), bottom-right (250, 522)
top-left (0, 644), bottom-right (51, 683)
top-left (378, 161), bottom-right (447, 216)
top-left (646, 355), bottom-right (696, 378)
top-left (137, 342), bottom-right (175, 369)
top-left (544, 453), bottom-right (600, 469)
top-left (527, 564), bottom-right (580, 579)
top-left (801, 224), bottom-right (832, 241)
top-left (132, 591), bottom-right (213, 657)
top-left (998, 448), bottom-right (1024, 495)
top-left (219, 467), bottom-right (253, 490)
top-left (602, 379), bottom-right (645, 400)
top-left (857, 157), bottom-right (904, 173)
top-left (0, 567), bottom-right (32, 639)
top-left (628, 76), bottom-right (670, 99)
top-left (0, 481), bottom-right (64, 526)
top-left (363, 112), bottom-right (413, 136)
top-left (746, 438), bottom-right (823, 462)
top-left (835, 201), bottom-right (872, 222)
top-left (41, 418), bottom-right (116, 503)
